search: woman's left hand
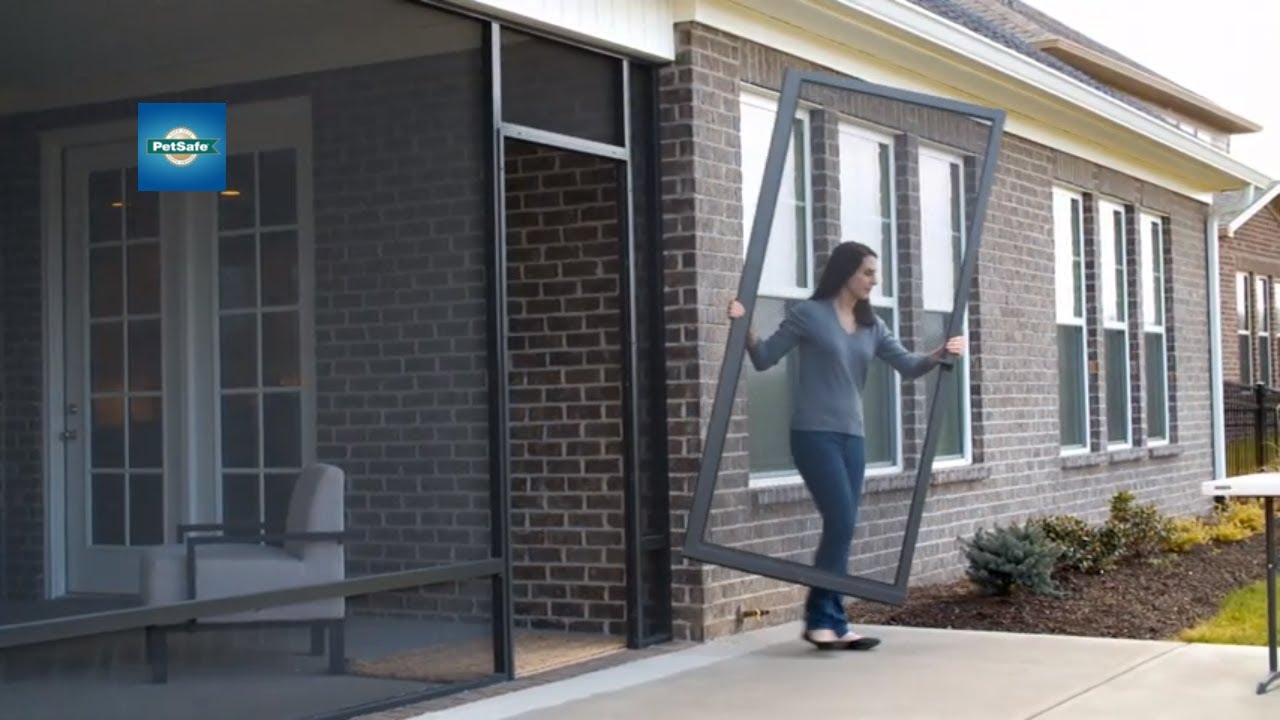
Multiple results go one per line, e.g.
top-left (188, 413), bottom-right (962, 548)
top-left (933, 336), bottom-right (966, 359)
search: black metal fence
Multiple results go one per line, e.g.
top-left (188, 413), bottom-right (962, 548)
top-left (1224, 382), bottom-right (1280, 476)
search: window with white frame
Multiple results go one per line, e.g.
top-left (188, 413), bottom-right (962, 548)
top-left (1257, 276), bottom-right (1272, 386)
top-left (740, 89), bottom-right (814, 483)
top-left (1098, 199), bottom-right (1131, 447)
top-left (1053, 186), bottom-right (1088, 452)
top-left (917, 144), bottom-right (970, 464)
top-left (1140, 212), bottom-right (1169, 443)
top-left (1239, 272), bottom-right (1253, 384)
top-left (838, 120), bottom-right (899, 470)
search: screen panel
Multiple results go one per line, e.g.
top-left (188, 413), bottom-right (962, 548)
top-left (682, 69), bottom-right (1004, 606)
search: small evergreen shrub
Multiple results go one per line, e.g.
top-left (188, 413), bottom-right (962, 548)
top-left (1106, 491), bottom-right (1172, 560)
top-left (1035, 514), bottom-right (1118, 575)
top-left (959, 522), bottom-right (1064, 598)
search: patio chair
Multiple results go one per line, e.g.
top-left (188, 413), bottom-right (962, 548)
top-left (138, 462), bottom-right (348, 683)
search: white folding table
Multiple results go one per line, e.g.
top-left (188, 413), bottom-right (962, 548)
top-left (1201, 473), bottom-right (1280, 694)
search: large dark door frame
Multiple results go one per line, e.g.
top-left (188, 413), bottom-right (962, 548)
top-left (490, 40), bottom-right (674, 651)
top-left (681, 68), bottom-right (1006, 607)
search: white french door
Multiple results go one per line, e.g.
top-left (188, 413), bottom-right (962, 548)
top-left (63, 141), bottom-right (183, 593)
top-left (56, 99), bottom-right (314, 596)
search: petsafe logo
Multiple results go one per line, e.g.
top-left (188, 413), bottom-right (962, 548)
top-left (137, 102), bottom-right (226, 191)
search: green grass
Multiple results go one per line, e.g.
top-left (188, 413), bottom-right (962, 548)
top-left (1179, 580), bottom-right (1280, 646)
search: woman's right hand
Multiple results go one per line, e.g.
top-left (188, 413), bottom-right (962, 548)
top-left (728, 299), bottom-right (746, 320)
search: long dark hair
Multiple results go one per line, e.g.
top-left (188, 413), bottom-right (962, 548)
top-left (811, 241), bottom-right (877, 327)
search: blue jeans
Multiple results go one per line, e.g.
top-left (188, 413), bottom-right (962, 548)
top-left (790, 429), bottom-right (866, 635)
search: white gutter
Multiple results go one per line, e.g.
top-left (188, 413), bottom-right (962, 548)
top-left (834, 0), bottom-right (1272, 189)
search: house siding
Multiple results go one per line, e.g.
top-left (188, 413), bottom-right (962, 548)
top-left (659, 22), bottom-right (1214, 642)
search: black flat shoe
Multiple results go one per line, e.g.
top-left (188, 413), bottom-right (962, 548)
top-left (802, 630), bottom-right (881, 651)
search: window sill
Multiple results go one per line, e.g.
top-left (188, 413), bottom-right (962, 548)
top-left (1149, 443), bottom-right (1183, 459)
top-left (752, 465), bottom-right (991, 508)
top-left (1056, 444), bottom-right (1182, 470)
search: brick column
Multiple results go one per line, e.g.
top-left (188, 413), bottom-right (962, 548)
top-left (894, 133), bottom-right (923, 470)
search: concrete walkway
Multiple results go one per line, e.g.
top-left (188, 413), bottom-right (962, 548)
top-left (405, 623), bottom-right (1280, 720)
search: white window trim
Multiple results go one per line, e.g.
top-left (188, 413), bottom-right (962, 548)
top-left (1140, 210), bottom-right (1170, 446)
top-left (1053, 185), bottom-right (1090, 456)
top-left (1098, 197), bottom-right (1132, 450)
top-left (839, 119), bottom-right (903, 476)
top-left (918, 142), bottom-right (972, 469)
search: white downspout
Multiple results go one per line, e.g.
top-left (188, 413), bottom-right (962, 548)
top-left (1207, 203), bottom-right (1228, 481)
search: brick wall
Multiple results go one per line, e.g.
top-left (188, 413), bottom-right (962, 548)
top-left (1220, 204), bottom-right (1280, 385)
top-left (661, 22), bottom-right (1215, 641)
top-left (1, 117), bottom-right (45, 600)
top-left (505, 141), bottom-right (628, 635)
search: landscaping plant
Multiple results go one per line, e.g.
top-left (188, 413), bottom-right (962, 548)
top-left (959, 521), bottom-right (1064, 598)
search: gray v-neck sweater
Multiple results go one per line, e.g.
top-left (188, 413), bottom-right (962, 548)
top-left (746, 299), bottom-right (937, 438)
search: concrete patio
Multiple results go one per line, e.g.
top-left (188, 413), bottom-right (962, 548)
top-left (396, 622), bottom-right (1280, 720)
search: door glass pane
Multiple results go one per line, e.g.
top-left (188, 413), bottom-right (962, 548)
top-left (91, 322), bottom-right (124, 393)
top-left (221, 395), bottom-right (260, 469)
top-left (128, 319), bottom-right (162, 392)
top-left (129, 473), bottom-right (164, 545)
top-left (219, 154), bottom-right (257, 231)
top-left (260, 230), bottom-right (299, 306)
top-left (222, 473), bottom-right (260, 528)
top-left (129, 397), bottom-right (163, 469)
top-left (258, 149), bottom-right (297, 227)
top-left (264, 472), bottom-right (298, 534)
top-left (90, 246), bottom-right (123, 318)
top-left (261, 311), bottom-right (300, 387)
top-left (84, 162), bottom-right (166, 549)
top-left (219, 235), bottom-right (257, 309)
top-left (91, 474), bottom-right (125, 546)
top-left (125, 167), bottom-right (159, 240)
top-left (220, 314), bottom-right (259, 388)
top-left (89, 169), bottom-right (123, 244)
top-left (127, 242), bottom-right (161, 314)
top-left (263, 393), bottom-right (302, 468)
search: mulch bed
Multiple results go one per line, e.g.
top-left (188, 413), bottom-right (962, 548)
top-left (850, 532), bottom-right (1271, 641)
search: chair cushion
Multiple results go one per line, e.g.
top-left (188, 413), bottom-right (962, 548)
top-left (140, 543), bottom-right (343, 623)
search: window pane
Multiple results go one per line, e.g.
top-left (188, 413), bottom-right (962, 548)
top-left (747, 297), bottom-right (796, 475)
top-left (1238, 273), bottom-right (1251, 330)
top-left (740, 92), bottom-right (808, 297)
top-left (838, 127), bottom-right (893, 299)
top-left (263, 392), bottom-right (302, 468)
top-left (1105, 329), bottom-right (1129, 444)
top-left (1058, 324), bottom-right (1087, 448)
top-left (1241, 335), bottom-right (1254, 384)
top-left (222, 473), bottom-right (260, 527)
top-left (1145, 332), bottom-right (1168, 440)
top-left (261, 311), bottom-right (301, 387)
top-left (864, 306), bottom-right (898, 465)
top-left (1071, 198), bottom-right (1083, 319)
top-left (220, 314), bottom-right (259, 388)
top-left (923, 310), bottom-right (963, 459)
top-left (920, 152), bottom-right (957, 311)
top-left (1262, 342), bottom-right (1273, 388)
